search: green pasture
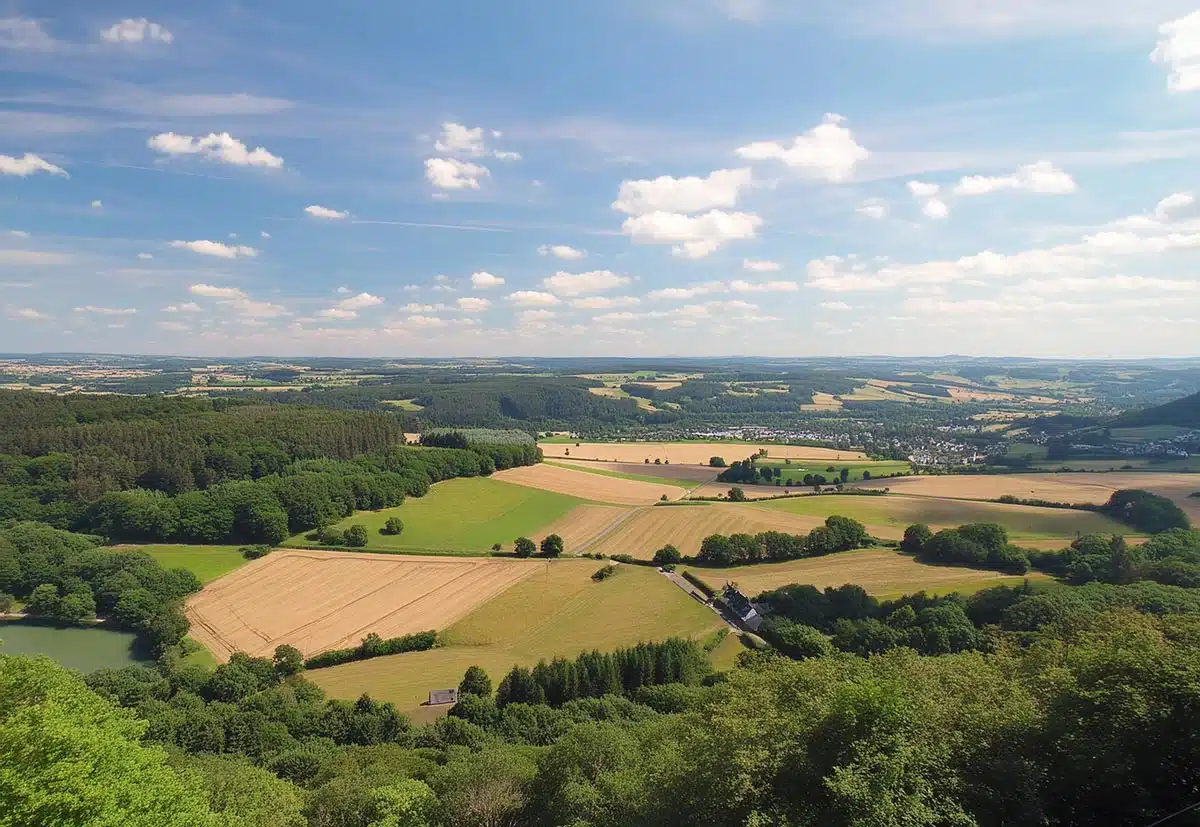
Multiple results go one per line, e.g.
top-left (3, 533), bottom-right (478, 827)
top-left (288, 476), bottom-right (586, 554)
top-left (123, 545), bottom-right (249, 584)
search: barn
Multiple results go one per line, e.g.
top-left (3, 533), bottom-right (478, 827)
top-left (428, 688), bottom-right (459, 706)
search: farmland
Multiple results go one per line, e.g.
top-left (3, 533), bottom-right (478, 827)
top-left (539, 441), bottom-right (867, 464)
top-left (117, 544), bottom-right (248, 584)
top-left (688, 549), bottom-right (1049, 600)
top-left (186, 549), bottom-right (543, 661)
top-left (493, 462), bottom-right (684, 504)
top-left (544, 459), bottom-right (711, 488)
top-left (308, 560), bottom-right (724, 713)
top-left (754, 493), bottom-right (1130, 540)
top-left (288, 476), bottom-right (585, 554)
top-left (755, 458), bottom-right (912, 483)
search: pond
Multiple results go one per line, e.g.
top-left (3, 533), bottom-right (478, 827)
top-left (0, 621), bottom-right (152, 672)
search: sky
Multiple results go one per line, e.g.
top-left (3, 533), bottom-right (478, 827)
top-left (2, 0), bottom-right (1200, 358)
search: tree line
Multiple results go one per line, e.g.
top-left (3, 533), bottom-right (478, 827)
top-left (691, 515), bottom-right (871, 567)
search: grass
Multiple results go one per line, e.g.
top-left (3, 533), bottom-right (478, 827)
top-left (751, 494), bottom-right (1129, 540)
top-left (1005, 442), bottom-right (1050, 460)
top-left (756, 459), bottom-right (911, 483)
top-left (687, 549), bottom-right (1052, 600)
top-left (126, 545), bottom-right (248, 584)
top-left (288, 477), bottom-right (587, 554)
top-left (544, 460), bottom-right (697, 489)
top-left (307, 561), bottom-right (724, 712)
top-left (1030, 456), bottom-right (1200, 473)
top-left (383, 399), bottom-right (425, 411)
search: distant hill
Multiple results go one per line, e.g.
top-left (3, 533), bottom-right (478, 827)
top-left (1112, 391), bottom-right (1200, 428)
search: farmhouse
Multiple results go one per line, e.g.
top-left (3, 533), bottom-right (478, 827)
top-left (721, 584), bottom-right (763, 631)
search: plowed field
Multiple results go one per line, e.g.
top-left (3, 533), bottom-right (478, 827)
top-left (186, 550), bottom-right (542, 661)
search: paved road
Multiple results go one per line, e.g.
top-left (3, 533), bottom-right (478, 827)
top-left (660, 570), bottom-right (744, 630)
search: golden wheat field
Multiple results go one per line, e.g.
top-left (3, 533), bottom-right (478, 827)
top-left (539, 441), bottom-right (867, 464)
top-left (493, 463), bottom-right (684, 504)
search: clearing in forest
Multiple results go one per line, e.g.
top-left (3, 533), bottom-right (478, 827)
top-left (539, 441), bottom-right (867, 464)
top-left (493, 463), bottom-right (684, 504)
top-left (307, 560), bottom-right (724, 713)
top-left (186, 549), bottom-right (542, 661)
top-left (288, 476), bottom-right (585, 554)
top-left (117, 544), bottom-right (248, 584)
top-left (690, 549), bottom-right (1049, 599)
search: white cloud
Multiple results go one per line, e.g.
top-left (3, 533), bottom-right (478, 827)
top-left (743, 259), bottom-right (781, 272)
top-left (1017, 274), bottom-right (1199, 294)
top-left (538, 244), bottom-right (586, 260)
top-left (9, 230), bottom-right (29, 239)
top-left (425, 157), bottom-right (489, 190)
top-left (74, 306), bottom-right (136, 315)
top-left (91, 200), bottom-right (103, 209)
top-left (190, 284), bottom-right (246, 299)
top-left (163, 302), bottom-right (201, 313)
top-left (101, 18), bottom-right (173, 44)
top-left (406, 315), bottom-right (449, 328)
top-left (137, 252), bottom-right (153, 260)
top-left (736, 114), bottom-right (868, 182)
top-left (1152, 11), bottom-right (1200, 92)
top-left (954, 161), bottom-right (1076, 196)
top-left (435, 123), bottom-right (487, 156)
top-left (647, 285), bottom-right (720, 300)
top-left (621, 210), bottom-right (763, 259)
top-left (493, 150), bottom-right (522, 161)
top-left (471, 271), bottom-right (505, 289)
top-left (518, 309), bottom-right (556, 322)
top-left (305, 205), bottom-right (348, 220)
top-left (457, 297), bottom-right (491, 313)
top-left (729, 279), bottom-right (799, 292)
top-left (820, 301), bottom-right (853, 311)
top-left (908, 181), bottom-right (940, 198)
top-left (1155, 192), bottom-right (1194, 219)
top-left (318, 292), bottom-right (384, 320)
top-left (148, 132), bottom-right (284, 169)
top-left (613, 168), bottom-right (753, 215)
top-left (542, 270), bottom-right (631, 296)
top-left (403, 303), bottom-right (442, 313)
top-left (0, 153), bottom-right (67, 177)
top-left (922, 198), bottom-right (950, 219)
top-left (508, 290), bottom-right (561, 306)
top-left (0, 17), bottom-right (58, 51)
top-left (8, 307), bottom-right (48, 320)
top-left (261, 231), bottom-right (272, 239)
top-left (856, 198), bottom-right (888, 219)
top-left (170, 240), bottom-right (258, 259)
top-left (569, 296), bottom-right (641, 309)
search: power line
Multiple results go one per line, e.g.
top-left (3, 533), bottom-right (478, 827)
top-left (1144, 799), bottom-right (1200, 827)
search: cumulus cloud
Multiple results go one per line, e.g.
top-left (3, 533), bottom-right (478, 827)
top-left (542, 270), bottom-right (631, 296)
top-left (0, 153), bottom-right (67, 177)
top-left (471, 271), bottom-right (505, 289)
top-left (305, 205), bottom-right (348, 220)
top-left (101, 18), bottom-right (173, 43)
top-left (318, 292), bottom-right (384, 320)
top-left (425, 157), bottom-right (489, 190)
top-left (908, 181), bottom-right (940, 198)
top-left (736, 114), bottom-right (868, 182)
top-left (729, 279), bottom-right (799, 293)
top-left (820, 301), bottom-right (853, 311)
top-left (149, 132), bottom-right (283, 168)
top-left (9, 230), bottom-right (29, 238)
top-left (907, 182), bottom-right (948, 219)
top-left (190, 284), bottom-right (246, 299)
top-left (922, 198), bottom-right (950, 219)
top-left (170, 240), bottom-right (258, 259)
top-left (434, 122), bottom-right (520, 160)
top-left (91, 200), bottom-right (103, 209)
top-left (137, 252), bottom-right (153, 260)
top-left (570, 296), bottom-right (640, 310)
top-left (518, 309), bottom-right (557, 322)
top-left (74, 306), bottom-right (136, 315)
top-left (955, 161), bottom-right (1076, 196)
top-left (1152, 11), bottom-right (1200, 92)
top-left (857, 198), bottom-right (888, 219)
top-left (743, 259), bottom-right (781, 272)
top-left (1155, 192), bottom-right (1194, 219)
top-left (647, 285), bottom-right (721, 300)
top-left (163, 302), bottom-right (201, 313)
top-left (621, 210), bottom-right (763, 259)
top-left (0, 17), bottom-right (59, 51)
top-left (538, 244), bottom-right (586, 260)
top-left (613, 168), bottom-right (753, 215)
top-left (457, 297), bottom-right (491, 313)
top-left (508, 291), bottom-right (561, 306)
top-left (189, 284), bottom-right (288, 319)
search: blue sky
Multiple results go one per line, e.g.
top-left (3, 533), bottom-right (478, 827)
top-left (2, 0), bottom-right (1200, 358)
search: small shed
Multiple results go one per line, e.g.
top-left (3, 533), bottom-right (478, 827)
top-left (428, 688), bottom-right (459, 706)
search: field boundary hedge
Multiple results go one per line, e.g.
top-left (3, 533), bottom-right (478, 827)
top-left (304, 630), bottom-right (437, 669)
top-left (682, 570), bottom-right (716, 598)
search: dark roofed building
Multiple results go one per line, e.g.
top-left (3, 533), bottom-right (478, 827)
top-left (721, 584), bottom-right (762, 631)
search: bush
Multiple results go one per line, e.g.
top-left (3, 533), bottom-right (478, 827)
top-left (727, 487), bottom-right (747, 502)
top-left (343, 525), bottom-right (369, 548)
top-left (540, 534), bottom-right (564, 558)
top-left (709, 456), bottom-right (727, 468)
top-left (592, 565), bottom-right (618, 581)
top-left (652, 545), bottom-right (682, 566)
top-left (239, 545), bottom-right (272, 560)
top-left (514, 537), bottom-right (536, 558)
top-left (304, 630), bottom-right (437, 669)
top-left (380, 517), bottom-right (404, 536)
top-left (681, 570), bottom-right (715, 598)
top-left (316, 528), bottom-right (344, 546)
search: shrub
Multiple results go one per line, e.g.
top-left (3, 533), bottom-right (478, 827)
top-left (239, 545), bottom-right (272, 560)
top-left (682, 570), bottom-right (716, 598)
top-left (709, 456), bottom-right (727, 468)
top-left (380, 517), bottom-right (404, 536)
top-left (592, 565), bottom-right (618, 581)
top-left (727, 487), bottom-right (747, 502)
top-left (304, 630), bottom-right (437, 669)
top-left (316, 528), bottom-right (345, 546)
top-left (343, 524), bottom-right (369, 547)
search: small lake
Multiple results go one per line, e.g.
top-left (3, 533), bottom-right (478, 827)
top-left (0, 621), bottom-right (152, 672)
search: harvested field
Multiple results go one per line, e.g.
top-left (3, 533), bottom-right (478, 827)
top-left (802, 392), bottom-right (843, 410)
top-left (691, 549), bottom-right (1050, 599)
top-left (308, 561), bottom-right (723, 712)
top-left (947, 387), bottom-right (1015, 402)
top-left (535, 504), bottom-right (634, 552)
top-left (586, 503), bottom-right (830, 559)
top-left (539, 441), bottom-right (866, 464)
top-left (187, 549), bottom-right (542, 661)
top-left (854, 472), bottom-right (1200, 521)
top-left (690, 482), bottom-right (809, 500)
top-left (755, 493), bottom-right (1131, 540)
top-left (494, 463), bottom-right (683, 504)
top-left (550, 458), bottom-right (719, 483)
